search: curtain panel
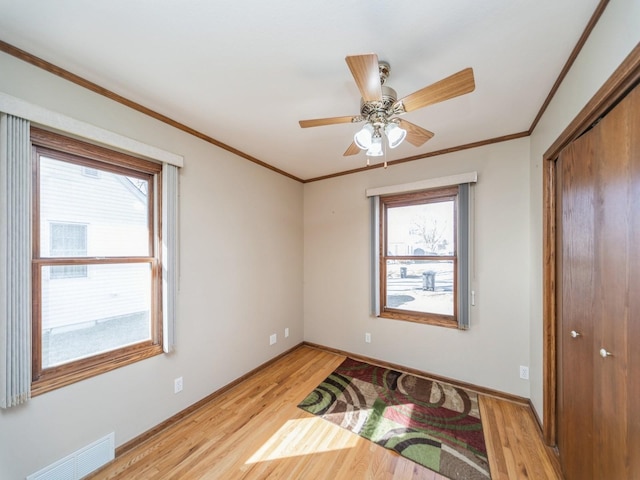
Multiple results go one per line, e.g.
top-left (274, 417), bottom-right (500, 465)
top-left (0, 113), bottom-right (32, 408)
top-left (162, 163), bottom-right (178, 353)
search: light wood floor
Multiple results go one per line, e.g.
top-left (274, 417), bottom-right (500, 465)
top-left (88, 345), bottom-right (562, 479)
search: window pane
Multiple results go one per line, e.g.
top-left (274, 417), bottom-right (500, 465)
top-left (50, 223), bottom-right (87, 256)
top-left (387, 201), bottom-right (454, 256)
top-left (39, 156), bottom-right (150, 257)
top-left (50, 265), bottom-right (87, 279)
top-left (49, 223), bottom-right (88, 278)
top-left (40, 263), bottom-right (152, 368)
top-left (386, 260), bottom-right (454, 316)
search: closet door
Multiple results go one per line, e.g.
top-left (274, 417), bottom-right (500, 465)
top-left (629, 82), bottom-right (640, 480)
top-left (557, 123), bottom-right (595, 480)
top-left (591, 81), bottom-right (640, 480)
top-left (557, 82), bottom-right (640, 480)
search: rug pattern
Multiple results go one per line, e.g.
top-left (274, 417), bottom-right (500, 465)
top-left (298, 358), bottom-right (491, 479)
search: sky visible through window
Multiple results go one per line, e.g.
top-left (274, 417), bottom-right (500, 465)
top-left (387, 201), bottom-right (454, 256)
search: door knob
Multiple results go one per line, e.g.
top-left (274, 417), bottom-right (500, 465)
top-left (570, 330), bottom-right (581, 338)
top-left (599, 348), bottom-right (613, 358)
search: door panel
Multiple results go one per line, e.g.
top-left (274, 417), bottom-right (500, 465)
top-left (627, 83), bottom-right (640, 479)
top-left (558, 131), bottom-right (595, 480)
top-left (557, 82), bottom-right (640, 479)
top-left (591, 84), bottom-right (633, 480)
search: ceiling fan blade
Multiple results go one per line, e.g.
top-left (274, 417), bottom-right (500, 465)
top-left (345, 54), bottom-right (382, 102)
top-left (396, 67), bottom-right (475, 113)
top-left (398, 119), bottom-right (434, 147)
top-left (343, 142), bottom-right (361, 156)
top-left (299, 116), bottom-right (358, 128)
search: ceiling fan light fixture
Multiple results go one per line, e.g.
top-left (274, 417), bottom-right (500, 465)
top-left (385, 122), bottom-right (407, 149)
top-left (354, 123), bottom-right (374, 150)
top-left (366, 134), bottom-right (383, 157)
top-left (299, 54), bottom-right (475, 163)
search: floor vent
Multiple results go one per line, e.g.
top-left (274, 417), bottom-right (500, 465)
top-left (27, 433), bottom-right (115, 480)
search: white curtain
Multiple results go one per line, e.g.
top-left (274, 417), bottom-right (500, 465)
top-left (0, 113), bottom-right (31, 408)
top-left (162, 163), bottom-right (178, 353)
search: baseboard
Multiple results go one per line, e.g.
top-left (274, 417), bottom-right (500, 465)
top-left (303, 341), bottom-right (530, 406)
top-left (114, 342), bottom-right (304, 457)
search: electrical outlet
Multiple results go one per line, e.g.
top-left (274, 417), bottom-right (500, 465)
top-left (519, 366), bottom-right (529, 380)
top-left (365, 332), bottom-right (371, 343)
top-left (174, 377), bottom-right (183, 393)
top-left (284, 327), bottom-right (289, 338)
top-left (270, 334), bottom-right (277, 345)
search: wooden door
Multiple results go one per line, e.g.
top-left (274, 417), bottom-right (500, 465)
top-left (557, 118), bottom-right (596, 480)
top-left (557, 82), bottom-right (640, 479)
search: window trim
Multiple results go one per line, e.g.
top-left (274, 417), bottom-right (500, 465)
top-left (378, 186), bottom-right (460, 328)
top-left (30, 127), bottom-right (164, 396)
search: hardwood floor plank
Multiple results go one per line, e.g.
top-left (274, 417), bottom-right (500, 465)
top-left (480, 396), bottom-right (563, 479)
top-left (88, 346), bottom-right (560, 479)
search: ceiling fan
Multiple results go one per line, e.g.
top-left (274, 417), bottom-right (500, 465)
top-left (299, 54), bottom-right (475, 158)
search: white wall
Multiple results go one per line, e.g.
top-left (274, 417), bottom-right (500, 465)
top-left (0, 51), bottom-right (304, 479)
top-left (528, 0), bottom-right (640, 421)
top-left (304, 137), bottom-right (531, 397)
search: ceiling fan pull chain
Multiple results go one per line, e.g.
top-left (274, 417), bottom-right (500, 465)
top-left (383, 143), bottom-right (388, 169)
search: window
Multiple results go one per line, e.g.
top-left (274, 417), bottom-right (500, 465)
top-left (31, 128), bottom-right (164, 394)
top-left (377, 184), bottom-right (470, 328)
top-left (82, 166), bottom-right (99, 177)
top-left (49, 223), bottom-right (88, 279)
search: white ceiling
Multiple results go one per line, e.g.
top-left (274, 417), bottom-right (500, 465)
top-left (0, 0), bottom-right (601, 181)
